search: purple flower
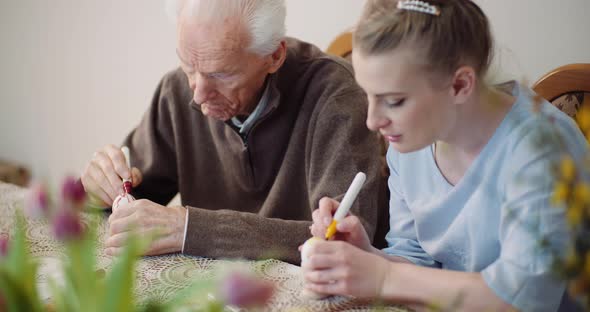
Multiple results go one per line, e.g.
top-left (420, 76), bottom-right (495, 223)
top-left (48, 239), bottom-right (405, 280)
top-left (52, 210), bottom-right (83, 241)
top-left (25, 183), bottom-right (50, 219)
top-left (220, 272), bottom-right (274, 308)
top-left (0, 234), bottom-right (8, 257)
top-left (61, 177), bottom-right (86, 206)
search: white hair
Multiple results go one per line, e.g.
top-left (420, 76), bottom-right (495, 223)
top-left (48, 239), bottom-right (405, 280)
top-left (166, 0), bottom-right (286, 55)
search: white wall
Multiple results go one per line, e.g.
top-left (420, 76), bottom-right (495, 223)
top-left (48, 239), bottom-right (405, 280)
top-left (0, 1), bottom-right (178, 183)
top-left (478, 0), bottom-right (590, 82)
top-left (1, 0), bottom-right (589, 184)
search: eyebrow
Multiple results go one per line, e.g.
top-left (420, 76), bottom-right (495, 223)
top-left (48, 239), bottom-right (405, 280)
top-left (375, 92), bottom-right (405, 98)
top-left (175, 49), bottom-right (235, 75)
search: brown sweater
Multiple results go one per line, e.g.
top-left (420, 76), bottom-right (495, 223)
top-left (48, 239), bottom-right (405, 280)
top-left (123, 38), bottom-right (388, 264)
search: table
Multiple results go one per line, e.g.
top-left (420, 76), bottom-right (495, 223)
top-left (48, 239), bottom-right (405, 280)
top-left (0, 182), bottom-right (409, 311)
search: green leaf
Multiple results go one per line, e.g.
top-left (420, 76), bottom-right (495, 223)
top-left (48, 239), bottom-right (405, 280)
top-left (46, 277), bottom-right (66, 312)
top-left (5, 212), bottom-right (28, 281)
top-left (1, 212), bottom-right (42, 312)
top-left (162, 276), bottom-right (217, 311)
top-left (0, 268), bottom-right (38, 312)
top-left (102, 233), bottom-right (142, 312)
top-left (61, 214), bottom-right (101, 310)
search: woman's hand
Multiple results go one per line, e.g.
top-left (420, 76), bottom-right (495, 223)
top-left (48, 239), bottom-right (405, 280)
top-left (302, 240), bottom-right (390, 298)
top-left (310, 197), bottom-right (373, 252)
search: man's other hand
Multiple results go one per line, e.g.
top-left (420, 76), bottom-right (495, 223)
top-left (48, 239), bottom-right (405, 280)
top-left (106, 199), bottom-right (186, 256)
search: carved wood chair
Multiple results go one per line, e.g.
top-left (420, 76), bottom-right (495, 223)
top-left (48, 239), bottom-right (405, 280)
top-left (532, 63), bottom-right (590, 118)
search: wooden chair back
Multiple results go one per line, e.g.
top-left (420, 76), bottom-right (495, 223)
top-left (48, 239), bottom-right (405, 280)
top-left (532, 64), bottom-right (590, 118)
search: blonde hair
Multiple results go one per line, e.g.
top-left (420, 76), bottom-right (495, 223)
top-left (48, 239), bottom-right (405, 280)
top-left (355, 0), bottom-right (493, 79)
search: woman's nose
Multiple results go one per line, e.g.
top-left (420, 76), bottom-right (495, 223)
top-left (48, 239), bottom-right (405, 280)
top-left (366, 103), bottom-right (391, 131)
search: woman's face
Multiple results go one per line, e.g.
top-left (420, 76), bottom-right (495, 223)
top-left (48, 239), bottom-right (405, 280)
top-left (353, 47), bottom-right (457, 153)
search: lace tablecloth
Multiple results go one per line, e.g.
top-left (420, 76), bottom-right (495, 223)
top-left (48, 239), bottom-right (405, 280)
top-left (0, 182), bottom-right (409, 311)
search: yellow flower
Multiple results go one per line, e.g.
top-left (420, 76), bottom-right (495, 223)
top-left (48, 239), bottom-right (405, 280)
top-left (573, 183), bottom-right (590, 205)
top-left (585, 252), bottom-right (590, 277)
top-left (576, 106), bottom-right (590, 133)
top-left (566, 249), bottom-right (581, 270)
top-left (566, 203), bottom-right (584, 226)
top-left (552, 181), bottom-right (570, 205)
top-left (569, 276), bottom-right (588, 296)
top-left (559, 156), bottom-right (576, 182)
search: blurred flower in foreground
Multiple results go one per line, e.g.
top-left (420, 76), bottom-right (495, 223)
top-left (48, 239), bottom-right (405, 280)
top-left (0, 234), bottom-right (8, 257)
top-left (3, 175), bottom-right (161, 312)
top-left (24, 182), bottom-right (49, 219)
top-left (548, 104), bottom-right (590, 308)
top-left (552, 181), bottom-right (569, 206)
top-left (220, 271), bottom-right (275, 308)
top-left (10, 176), bottom-right (281, 311)
top-left (560, 156), bottom-right (577, 183)
top-left (52, 210), bottom-right (83, 241)
top-left (61, 176), bottom-right (86, 209)
top-left (577, 106), bottom-right (590, 135)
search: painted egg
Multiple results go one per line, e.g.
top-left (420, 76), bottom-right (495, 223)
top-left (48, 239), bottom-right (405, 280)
top-left (112, 193), bottom-right (136, 210)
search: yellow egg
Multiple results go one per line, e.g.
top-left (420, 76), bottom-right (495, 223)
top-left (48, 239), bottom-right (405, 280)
top-left (300, 237), bottom-right (323, 265)
top-left (299, 237), bottom-right (329, 300)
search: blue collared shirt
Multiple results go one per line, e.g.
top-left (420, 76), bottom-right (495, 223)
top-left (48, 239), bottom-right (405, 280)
top-left (230, 77), bottom-right (272, 135)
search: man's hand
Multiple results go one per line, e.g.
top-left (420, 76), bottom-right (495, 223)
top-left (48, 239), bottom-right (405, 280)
top-left (106, 199), bottom-right (186, 256)
top-left (80, 144), bottom-right (143, 207)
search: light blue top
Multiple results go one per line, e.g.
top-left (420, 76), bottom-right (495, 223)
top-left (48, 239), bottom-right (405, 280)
top-left (383, 82), bottom-right (587, 312)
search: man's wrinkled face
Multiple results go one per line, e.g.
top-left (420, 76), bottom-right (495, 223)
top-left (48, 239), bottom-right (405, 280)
top-left (177, 18), bottom-right (274, 121)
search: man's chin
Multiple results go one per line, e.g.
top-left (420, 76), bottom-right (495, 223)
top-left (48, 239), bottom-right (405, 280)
top-left (205, 112), bottom-right (231, 121)
top-left (202, 106), bottom-right (233, 121)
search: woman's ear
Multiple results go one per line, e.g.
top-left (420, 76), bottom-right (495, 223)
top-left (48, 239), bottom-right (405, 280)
top-left (267, 41), bottom-right (287, 74)
top-left (450, 66), bottom-right (476, 104)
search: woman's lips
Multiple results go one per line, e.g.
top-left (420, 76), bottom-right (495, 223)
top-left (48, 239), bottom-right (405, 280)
top-left (385, 135), bottom-right (402, 143)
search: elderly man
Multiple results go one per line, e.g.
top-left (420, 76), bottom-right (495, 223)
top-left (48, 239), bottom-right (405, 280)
top-left (81, 0), bottom-right (387, 263)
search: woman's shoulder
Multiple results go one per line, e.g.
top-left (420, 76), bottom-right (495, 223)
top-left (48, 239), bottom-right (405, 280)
top-left (496, 82), bottom-right (586, 156)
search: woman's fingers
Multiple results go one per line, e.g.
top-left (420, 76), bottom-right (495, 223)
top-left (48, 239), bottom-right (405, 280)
top-left (318, 197), bottom-right (339, 226)
top-left (336, 215), bottom-right (363, 233)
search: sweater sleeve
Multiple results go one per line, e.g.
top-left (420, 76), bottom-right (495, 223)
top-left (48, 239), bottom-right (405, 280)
top-left (184, 208), bottom-right (311, 264)
top-left (182, 86), bottom-right (388, 264)
top-left (122, 74), bottom-right (179, 206)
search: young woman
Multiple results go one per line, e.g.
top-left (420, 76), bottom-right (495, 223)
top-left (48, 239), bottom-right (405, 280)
top-left (302, 0), bottom-right (587, 311)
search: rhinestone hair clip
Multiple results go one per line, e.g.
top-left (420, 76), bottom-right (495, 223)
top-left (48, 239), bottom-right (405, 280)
top-left (397, 0), bottom-right (441, 16)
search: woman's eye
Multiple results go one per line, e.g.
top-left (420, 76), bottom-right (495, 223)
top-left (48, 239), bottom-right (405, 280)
top-left (386, 98), bottom-right (405, 108)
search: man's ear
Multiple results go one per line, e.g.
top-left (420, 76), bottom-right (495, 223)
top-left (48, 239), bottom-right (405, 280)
top-left (267, 40), bottom-right (287, 74)
top-left (450, 66), bottom-right (476, 104)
